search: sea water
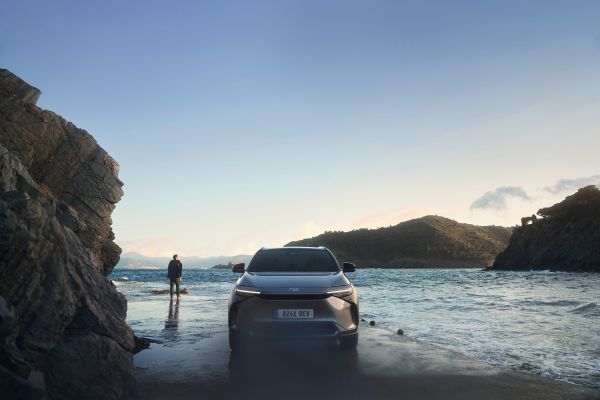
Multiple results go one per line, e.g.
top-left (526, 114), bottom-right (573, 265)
top-left (109, 268), bottom-right (600, 388)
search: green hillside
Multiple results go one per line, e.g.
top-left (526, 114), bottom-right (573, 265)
top-left (286, 215), bottom-right (512, 268)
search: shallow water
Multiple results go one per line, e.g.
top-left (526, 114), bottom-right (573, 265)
top-left (109, 268), bottom-right (600, 388)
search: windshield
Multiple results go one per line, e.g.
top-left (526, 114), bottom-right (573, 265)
top-left (248, 249), bottom-right (340, 272)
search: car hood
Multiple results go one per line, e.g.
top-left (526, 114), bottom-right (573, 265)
top-left (237, 271), bottom-right (350, 294)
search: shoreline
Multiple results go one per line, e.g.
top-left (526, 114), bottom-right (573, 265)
top-left (117, 268), bottom-right (600, 391)
top-left (134, 324), bottom-right (599, 400)
top-left (122, 265), bottom-right (600, 271)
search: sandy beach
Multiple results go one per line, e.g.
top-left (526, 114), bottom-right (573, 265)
top-left (135, 323), bottom-right (599, 400)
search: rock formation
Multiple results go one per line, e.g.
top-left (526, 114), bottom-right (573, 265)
top-left (0, 69), bottom-right (136, 399)
top-left (520, 214), bottom-right (537, 226)
top-left (492, 185), bottom-right (600, 271)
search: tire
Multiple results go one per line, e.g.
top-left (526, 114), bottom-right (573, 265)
top-left (229, 332), bottom-right (239, 351)
top-left (339, 333), bottom-right (358, 350)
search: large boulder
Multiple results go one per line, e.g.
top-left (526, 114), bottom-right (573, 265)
top-left (0, 69), bottom-right (135, 399)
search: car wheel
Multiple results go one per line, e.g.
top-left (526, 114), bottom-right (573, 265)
top-left (229, 332), bottom-right (239, 351)
top-left (339, 333), bottom-right (358, 350)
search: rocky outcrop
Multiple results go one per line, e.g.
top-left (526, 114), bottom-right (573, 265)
top-left (492, 185), bottom-right (600, 271)
top-left (0, 69), bottom-right (135, 399)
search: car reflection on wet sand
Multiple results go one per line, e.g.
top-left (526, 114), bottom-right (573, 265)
top-left (135, 324), bottom-right (599, 400)
top-left (227, 341), bottom-right (360, 400)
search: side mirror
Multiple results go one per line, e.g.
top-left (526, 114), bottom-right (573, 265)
top-left (232, 263), bottom-right (245, 273)
top-left (342, 262), bottom-right (356, 273)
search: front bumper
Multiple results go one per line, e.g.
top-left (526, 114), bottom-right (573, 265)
top-left (229, 295), bottom-right (358, 339)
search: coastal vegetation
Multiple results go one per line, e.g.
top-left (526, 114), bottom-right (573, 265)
top-left (287, 215), bottom-right (512, 268)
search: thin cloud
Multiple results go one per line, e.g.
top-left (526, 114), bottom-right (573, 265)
top-left (470, 186), bottom-right (531, 211)
top-left (543, 175), bottom-right (600, 194)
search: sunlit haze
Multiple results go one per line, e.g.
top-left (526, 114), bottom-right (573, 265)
top-left (3, 0), bottom-right (599, 256)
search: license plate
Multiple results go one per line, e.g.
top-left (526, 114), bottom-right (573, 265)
top-left (274, 309), bottom-right (314, 319)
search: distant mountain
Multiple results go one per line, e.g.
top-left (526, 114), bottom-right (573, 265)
top-left (116, 252), bottom-right (252, 269)
top-left (286, 215), bottom-right (512, 268)
top-left (492, 185), bottom-right (600, 272)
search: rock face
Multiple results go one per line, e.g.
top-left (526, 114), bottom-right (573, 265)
top-left (0, 69), bottom-right (136, 399)
top-left (492, 185), bottom-right (600, 271)
top-left (287, 215), bottom-right (513, 268)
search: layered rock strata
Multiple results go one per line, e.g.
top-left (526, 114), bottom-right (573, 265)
top-left (0, 69), bottom-right (135, 399)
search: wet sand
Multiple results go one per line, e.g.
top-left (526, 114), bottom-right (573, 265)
top-left (135, 325), bottom-right (599, 400)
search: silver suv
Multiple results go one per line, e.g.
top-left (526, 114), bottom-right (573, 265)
top-left (228, 247), bottom-right (359, 350)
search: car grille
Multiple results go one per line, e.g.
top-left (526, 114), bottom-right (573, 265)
top-left (258, 293), bottom-right (329, 300)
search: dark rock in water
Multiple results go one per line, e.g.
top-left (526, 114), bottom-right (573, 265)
top-left (0, 69), bottom-right (135, 399)
top-left (151, 287), bottom-right (190, 295)
top-left (133, 336), bottom-right (152, 354)
top-left (212, 262), bottom-right (234, 269)
top-left (492, 186), bottom-right (600, 272)
top-left (397, 329), bottom-right (404, 336)
top-left (520, 362), bottom-right (535, 371)
top-left (369, 321), bottom-right (376, 326)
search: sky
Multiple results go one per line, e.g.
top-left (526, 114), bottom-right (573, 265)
top-left (2, 0), bottom-right (600, 257)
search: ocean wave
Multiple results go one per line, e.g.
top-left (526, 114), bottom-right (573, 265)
top-left (570, 303), bottom-right (600, 317)
top-left (518, 300), bottom-right (581, 307)
top-left (523, 270), bottom-right (566, 276)
top-left (448, 305), bottom-right (477, 312)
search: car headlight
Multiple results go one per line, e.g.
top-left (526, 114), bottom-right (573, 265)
top-left (327, 286), bottom-right (353, 298)
top-left (235, 287), bottom-right (261, 297)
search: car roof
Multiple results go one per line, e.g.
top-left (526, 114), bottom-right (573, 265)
top-left (259, 246), bottom-right (327, 251)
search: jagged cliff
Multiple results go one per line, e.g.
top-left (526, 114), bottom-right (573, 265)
top-left (287, 216), bottom-right (513, 268)
top-left (0, 70), bottom-right (136, 399)
top-left (492, 185), bottom-right (600, 271)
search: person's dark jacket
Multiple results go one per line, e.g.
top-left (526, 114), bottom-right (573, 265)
top-left (167, 260), bottom-right (182, 279)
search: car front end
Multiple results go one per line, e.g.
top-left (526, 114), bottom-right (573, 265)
top-left (228, 247), bottom-right (359, 350)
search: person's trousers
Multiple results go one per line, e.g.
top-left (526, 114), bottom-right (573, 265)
top-left (169, 277), bottom-right (181, 297)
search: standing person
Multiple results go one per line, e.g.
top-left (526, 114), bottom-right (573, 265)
top-left (167, 254), bottom-right (183, 300)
